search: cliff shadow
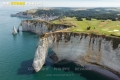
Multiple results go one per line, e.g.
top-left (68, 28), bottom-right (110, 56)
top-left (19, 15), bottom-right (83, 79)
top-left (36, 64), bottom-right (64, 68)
top-left (28, 32), bottom-right (37, 35)
top-left (17, 59), bottom-right (35, 75)
top-left (22, 32), bottom-right (39, 38)
top-left (22, 31), bottom-right (37, 35)
top-left (51, 60), bottom-right (114, 80)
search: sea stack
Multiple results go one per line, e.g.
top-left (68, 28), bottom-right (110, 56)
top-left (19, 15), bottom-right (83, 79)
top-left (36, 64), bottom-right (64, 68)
top-left (12, 26), bottom-right (17, 34)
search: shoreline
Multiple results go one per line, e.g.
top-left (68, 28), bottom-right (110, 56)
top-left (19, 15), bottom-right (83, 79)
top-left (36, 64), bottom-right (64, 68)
top-left (83, 64), bottom-right (120, 80)
top-left (49, 53), bottom-right (120, 79)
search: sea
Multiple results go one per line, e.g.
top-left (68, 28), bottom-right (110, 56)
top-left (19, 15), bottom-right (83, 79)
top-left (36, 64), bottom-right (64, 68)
top-left (0, 7), bottom-right (113, 80)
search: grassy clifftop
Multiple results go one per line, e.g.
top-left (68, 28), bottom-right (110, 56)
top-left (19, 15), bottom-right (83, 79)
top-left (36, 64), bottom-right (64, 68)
top-left (51, 17), bottom-right (120, 37)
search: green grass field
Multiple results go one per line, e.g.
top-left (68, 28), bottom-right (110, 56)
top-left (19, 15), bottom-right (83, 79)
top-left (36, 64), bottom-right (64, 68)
top-left (51, 17), bottom-right (120, 36)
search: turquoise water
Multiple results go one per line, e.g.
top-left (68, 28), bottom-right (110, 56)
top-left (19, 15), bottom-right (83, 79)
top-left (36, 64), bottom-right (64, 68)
top-left (0, 7), bottom-right (112, 80)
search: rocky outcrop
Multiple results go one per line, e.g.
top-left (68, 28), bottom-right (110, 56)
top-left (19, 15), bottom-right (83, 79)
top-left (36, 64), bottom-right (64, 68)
top-left (33, 32), bottom-right (120, 78)
top-left (12, 26), bottom-right (17, 34)
top-left (20, 20), bottom-right (73, 35)
top-left (33, 38), bottom-right (49, 72)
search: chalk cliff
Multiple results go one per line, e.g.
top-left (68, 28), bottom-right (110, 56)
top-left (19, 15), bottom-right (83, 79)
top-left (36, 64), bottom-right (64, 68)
top-left (19, 20), bottom-right (72, 35)
top-left (33, 32), bottom-right (120, 77)
top-left (20, 19), bottom-right (120, 78)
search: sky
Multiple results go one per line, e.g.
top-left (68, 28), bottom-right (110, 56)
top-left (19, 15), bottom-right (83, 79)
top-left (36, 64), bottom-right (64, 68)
top-left (0, 0), bottom-right (120, 7)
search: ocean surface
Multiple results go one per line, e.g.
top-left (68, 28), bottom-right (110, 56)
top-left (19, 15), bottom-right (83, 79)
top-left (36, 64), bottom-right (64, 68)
top-left (0, 7), bottom-right (113, 80)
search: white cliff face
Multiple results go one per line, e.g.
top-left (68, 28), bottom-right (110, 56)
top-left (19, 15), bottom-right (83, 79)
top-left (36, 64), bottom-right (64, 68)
top-left (33, 38), bottom-right (49, 72)
top-left (20, 20), bottom-right (71, 35)
top-left (33, 32), bottom-right (120, 76)
top-left (20, 21), bottom-right (37, 33)
top-left (52, 35), bottom-right (120, 72)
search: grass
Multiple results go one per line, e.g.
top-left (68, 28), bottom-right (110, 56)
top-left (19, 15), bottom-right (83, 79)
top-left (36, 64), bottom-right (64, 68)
top-left (51, 17), bottom-right (120, 37)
